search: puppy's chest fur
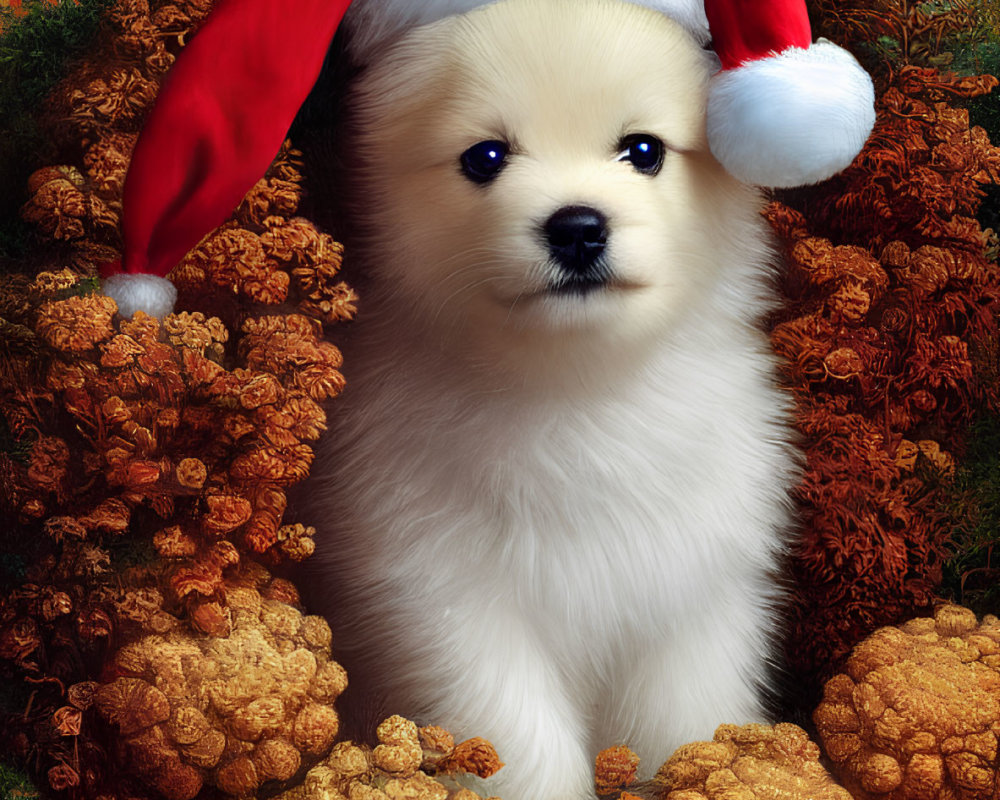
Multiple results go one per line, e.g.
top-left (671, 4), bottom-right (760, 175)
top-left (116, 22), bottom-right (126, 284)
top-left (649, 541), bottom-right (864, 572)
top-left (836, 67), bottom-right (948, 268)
top-left (311, 317), bottom-right (793, 679)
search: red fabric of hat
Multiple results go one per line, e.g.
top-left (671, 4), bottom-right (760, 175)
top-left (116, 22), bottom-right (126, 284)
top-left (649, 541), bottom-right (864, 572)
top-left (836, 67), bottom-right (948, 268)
top-left (703, 0), bottom-right (811, 69)
top-left (101, 0), bottom-right (351, 317)
top-left (102, 0), bottom-right (874, 318)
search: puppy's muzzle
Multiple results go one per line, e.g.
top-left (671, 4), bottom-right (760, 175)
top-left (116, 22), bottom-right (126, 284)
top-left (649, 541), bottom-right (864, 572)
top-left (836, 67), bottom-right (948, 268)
top-left (544, 205), bottom-right (610, 291)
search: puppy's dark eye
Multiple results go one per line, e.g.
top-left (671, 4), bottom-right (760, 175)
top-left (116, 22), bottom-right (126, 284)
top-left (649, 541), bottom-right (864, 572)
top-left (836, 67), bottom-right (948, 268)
top-left (460, 140), bottom-right (508, 183)
top-left (618, 134), bottom-right (665, 176)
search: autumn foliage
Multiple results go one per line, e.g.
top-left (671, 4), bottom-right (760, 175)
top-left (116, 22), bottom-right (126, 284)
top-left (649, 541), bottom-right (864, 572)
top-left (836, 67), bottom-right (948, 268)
top-left (1, 0), bottom-right (1000, 797)
top-left (768, 64), bottom-right (1000, 693)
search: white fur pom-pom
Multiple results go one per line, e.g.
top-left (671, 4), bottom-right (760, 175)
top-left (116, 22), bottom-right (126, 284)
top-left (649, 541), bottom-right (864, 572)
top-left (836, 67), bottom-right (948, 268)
top-left (102, 273), bottom-right (177, 319)
top-left (706, 40), bottom-right (876, 188)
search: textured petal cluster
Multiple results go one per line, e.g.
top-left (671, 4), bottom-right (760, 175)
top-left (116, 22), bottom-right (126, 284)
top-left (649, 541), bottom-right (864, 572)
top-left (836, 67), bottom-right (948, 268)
top-left (594, 745), bottom-right (640, 796)
top-left (94, 564), bottom-right (346, 800)
top-left (815, 605), bottom-right (1000, 800)
top-left (273, 717), bottom-right (503, 800)
top-left (653, 723), bottom-right (853, 800)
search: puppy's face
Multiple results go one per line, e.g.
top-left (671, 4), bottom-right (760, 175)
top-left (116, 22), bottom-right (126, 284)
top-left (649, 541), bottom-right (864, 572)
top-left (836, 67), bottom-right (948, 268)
top-left (343, 0), bottom-right (760, 363)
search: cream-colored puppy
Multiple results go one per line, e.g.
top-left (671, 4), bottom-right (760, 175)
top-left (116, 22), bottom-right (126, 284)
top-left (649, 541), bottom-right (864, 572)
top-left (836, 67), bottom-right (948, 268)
top-left (303, 1), bottom-right (798, 797)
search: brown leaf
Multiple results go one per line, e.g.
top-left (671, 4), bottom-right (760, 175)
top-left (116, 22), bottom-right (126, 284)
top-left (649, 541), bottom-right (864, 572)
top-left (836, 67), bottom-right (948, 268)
top-left (47, 763), bottom-right (80, 791)
top-left (53, 705), bottom-right (83, 736)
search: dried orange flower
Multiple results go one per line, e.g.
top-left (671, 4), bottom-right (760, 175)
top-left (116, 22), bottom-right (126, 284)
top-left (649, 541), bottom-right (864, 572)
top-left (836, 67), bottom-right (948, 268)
top-left (43, 516), bottom-right (88, 543)
top-left (53, 705), bottom-right (84, 736)
top-left (437, 737), bottom-right (505, 781)
top-left (79, 497), bottom-right (131, 534)
top-left (83, 132), bottom-right (136, 198)
top-left (27, 435), bottom-right (69, 491)
top-left (373, 715), bottom-right (423, 778)
top-left (47, 762), bottom-right (80, 791)
top-left (261, 217), bottom-right (334, 267)
top-left (69, 67), bottom-right (159, 128)
top-left (67, 681), bottom-right (99, 710)
top-left (175, 457), bottom-right (207, 490)
top-left (275, 523), bottom-right (316, 562)
top-left (595, 745), bottom-right (640, 795)
top-left (95, 677), bottom-right (172, 736)
top-left (419, 725), bottom-right (456, 769)
top-left (237, 177), bottom-right (301, 228)
top-left (162, 311), bottom-right (228, 360)
top-left (274, 721), bottom-right (497, 800)
top-left (21, 178), bottom-right (88, 239)
top-left (30, 267), bottom-right (81, 294)
top-left (36, 294), bottom-right (117, 352)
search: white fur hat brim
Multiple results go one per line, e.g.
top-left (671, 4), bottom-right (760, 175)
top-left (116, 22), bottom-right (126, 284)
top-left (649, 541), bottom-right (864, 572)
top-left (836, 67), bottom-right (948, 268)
top-left (706, 40), bottom-right (876, 188)
top-left (342, 0), bottom-right (711, 59)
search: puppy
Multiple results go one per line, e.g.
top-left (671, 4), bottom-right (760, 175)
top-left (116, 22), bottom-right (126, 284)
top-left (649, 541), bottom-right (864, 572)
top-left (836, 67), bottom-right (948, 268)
top-left (301, 1), bottom-right (798, 797)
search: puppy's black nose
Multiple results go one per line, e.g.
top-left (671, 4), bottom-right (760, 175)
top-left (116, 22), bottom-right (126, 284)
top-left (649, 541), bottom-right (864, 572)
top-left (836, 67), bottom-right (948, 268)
top-left (544, 205), bottom-right (608, 277)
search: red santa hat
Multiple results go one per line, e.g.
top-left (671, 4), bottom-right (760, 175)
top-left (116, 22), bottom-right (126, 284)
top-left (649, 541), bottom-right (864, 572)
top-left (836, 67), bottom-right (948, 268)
top-left (101, 0), bottom-right (875, 318)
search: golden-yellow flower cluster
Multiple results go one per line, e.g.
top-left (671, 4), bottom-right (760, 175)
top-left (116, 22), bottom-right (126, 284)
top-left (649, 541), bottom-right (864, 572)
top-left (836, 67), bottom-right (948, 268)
top-left (594, 745), bottom-right (640, 796)
top-left (815, 605), bottom-right (1000, 800)
top-left (94, 563), bottom-right (346, 800)
top-left (273, 716), bottom-right (503, 800)
top-left (654, 723), bottom-right (854, 800)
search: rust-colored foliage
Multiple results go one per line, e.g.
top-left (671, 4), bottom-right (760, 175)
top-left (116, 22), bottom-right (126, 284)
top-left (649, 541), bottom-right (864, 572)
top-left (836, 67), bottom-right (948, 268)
top-left (0, 0), bottom-right (359, 794)
top-left (770, 65), bottom-right (1000, 693)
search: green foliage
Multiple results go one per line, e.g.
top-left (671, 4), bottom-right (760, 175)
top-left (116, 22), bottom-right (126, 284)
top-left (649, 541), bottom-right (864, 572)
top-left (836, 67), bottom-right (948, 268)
top-left (0, 413), bottom-right (35, 466)
top-left (0, 0), bottom-right (111, 104)
top-left (0, 0), bottom-right (114, 261)
top-left (0, 216), bottom-right (37, 262)
top-left (107, 531), bottom-right (157, 572)
top-left (55, 275), bottom-right (100, 299)
top-left (942, 416), bottom-right (1000, 615)
top-left (0, 760), bottom-right (39, 800)
top-left (956, 37), bottom-right (1000, 143)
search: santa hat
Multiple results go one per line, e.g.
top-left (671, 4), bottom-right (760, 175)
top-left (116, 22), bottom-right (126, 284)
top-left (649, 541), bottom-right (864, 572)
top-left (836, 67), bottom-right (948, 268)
top-left (101, 0), bottom-right (875, 318)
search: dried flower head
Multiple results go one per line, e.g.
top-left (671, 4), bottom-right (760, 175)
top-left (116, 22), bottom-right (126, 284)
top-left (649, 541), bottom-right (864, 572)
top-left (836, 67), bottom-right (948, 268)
top-left (36, 294), bottom-right (117, 352)
top-left (595, 745), bottom-right (640, 795)
top-left (815, 605), bottom-right (1000, 800)
top-left (654, 723), bottom-right (853, 800)
top-left (96, 567), bottom-right (346, 798)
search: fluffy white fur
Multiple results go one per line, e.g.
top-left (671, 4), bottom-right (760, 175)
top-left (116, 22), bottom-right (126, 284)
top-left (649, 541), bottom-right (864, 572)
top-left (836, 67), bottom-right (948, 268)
top-left (706, 40), bottom-right (876, 187)
top-left (101, 273), bottom-right (177, 319)
top-left (302, 2), bottom-right (798, 798)
top-left (341, 0), bottom-right (711, 58)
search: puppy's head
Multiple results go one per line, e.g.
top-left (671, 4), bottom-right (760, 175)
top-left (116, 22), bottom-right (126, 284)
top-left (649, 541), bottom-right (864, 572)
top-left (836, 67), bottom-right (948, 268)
top-left (341, 0), bottom-right (765, 370)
